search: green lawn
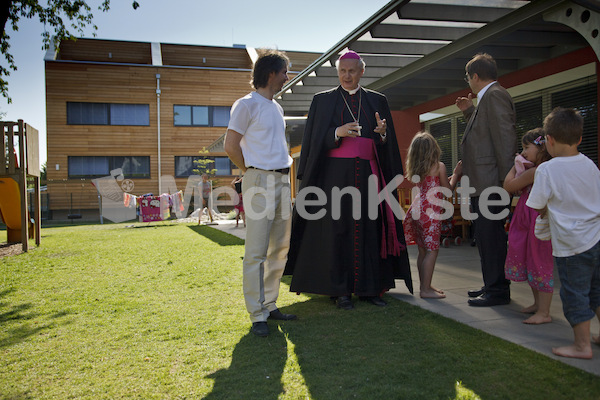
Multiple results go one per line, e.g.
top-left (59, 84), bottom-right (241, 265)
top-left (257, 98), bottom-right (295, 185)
top-left (1, 223), bottom-right (599, 399)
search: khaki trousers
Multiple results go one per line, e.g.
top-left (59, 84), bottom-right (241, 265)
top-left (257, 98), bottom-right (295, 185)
top-left (242, 168), bottom-right (292, 323)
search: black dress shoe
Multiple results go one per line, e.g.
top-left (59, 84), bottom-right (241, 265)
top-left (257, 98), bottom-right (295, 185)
top-left (468, 294), bottom-right (510, 307)
top-left (336, 295), bottom-right (354, 310)
top-left (268, 308), bottom-right (297, 321)
top-left (360, 296), bottom-right (387, 306)
top-left (468, 288), bottom-right (485, 298)
top-left (251, 321), bottom-right (269, 337)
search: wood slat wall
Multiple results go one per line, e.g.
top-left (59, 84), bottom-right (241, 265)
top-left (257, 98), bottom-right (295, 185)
top-left (286, 51), bottom-right (322, 72)
top-left (46, 40), bottom-right (320, 214)
top-left (46, 58), bottom-right (254, 211)
top-left (58, 38), bottom-right (153, 65)
top-left (161, 44), bottom-right (252, 69)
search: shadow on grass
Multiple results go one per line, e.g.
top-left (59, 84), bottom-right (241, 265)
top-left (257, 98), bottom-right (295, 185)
top-left (204, 294), bottom-right (600, 399)
top-left (0, 288), bottom-right (72, 349)
top-left (204, 296), bottom-right (460, 399)
top-left (187, 225), bottom-right (244, 246)
top-left (205, 331), bottom-right (288, 399)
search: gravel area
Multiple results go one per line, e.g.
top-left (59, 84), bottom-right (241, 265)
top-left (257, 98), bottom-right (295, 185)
top-left (0, 243), bottom-right (23, 258)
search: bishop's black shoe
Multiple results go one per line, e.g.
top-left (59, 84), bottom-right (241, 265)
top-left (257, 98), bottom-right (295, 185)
top-left (360, 296), bottom-right (387, 306)
top-left (336, 295), bottom-right (354, 310)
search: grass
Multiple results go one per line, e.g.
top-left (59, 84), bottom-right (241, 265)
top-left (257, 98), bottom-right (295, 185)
top-left (1, 222), bottom-right (600, 399)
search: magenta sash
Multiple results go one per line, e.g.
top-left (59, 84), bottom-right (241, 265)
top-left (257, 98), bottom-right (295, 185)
top-left (327, 136), bottom-right (403, 258)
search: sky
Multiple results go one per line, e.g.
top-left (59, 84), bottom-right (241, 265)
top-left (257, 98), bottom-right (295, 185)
top-left (0, 0), bottom-right (391, 168)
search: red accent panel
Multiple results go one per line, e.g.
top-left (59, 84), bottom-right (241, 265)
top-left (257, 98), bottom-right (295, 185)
top-left (391, 111), bottom-right (422, 188)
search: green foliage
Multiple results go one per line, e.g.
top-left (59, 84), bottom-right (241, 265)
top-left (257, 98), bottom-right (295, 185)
top-left (454, 381), bottom-right (482, 400)
top-left (40, 161), bottom-right (47, 181)
top-left (1, 223), bottom-right (600, 399)
top-left (192, 147), bottom-right (217, 177)
top-left (0, 0), bottom-right (140, 102)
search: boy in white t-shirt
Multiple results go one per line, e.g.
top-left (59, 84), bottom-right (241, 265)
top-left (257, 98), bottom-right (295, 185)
top-left (527, 107), bottom-right (600, 359)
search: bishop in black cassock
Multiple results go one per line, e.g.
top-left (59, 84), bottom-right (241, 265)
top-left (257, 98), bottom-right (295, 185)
top-left (284, 50), bottom-right (413, 309)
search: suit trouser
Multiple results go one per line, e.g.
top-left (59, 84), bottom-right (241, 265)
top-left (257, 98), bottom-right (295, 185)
top-left (471, 195), bottom-right (511, 297)
top-left (242, 168), bottom-right (292, 323)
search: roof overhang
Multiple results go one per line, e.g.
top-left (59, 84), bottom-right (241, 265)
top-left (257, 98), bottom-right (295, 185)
top-left (277, 0), bottom-right (599, 115)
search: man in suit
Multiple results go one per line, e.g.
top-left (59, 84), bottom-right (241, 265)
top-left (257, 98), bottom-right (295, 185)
top-left (456, 53), bottom-right (517, 307)
top-left (284, 50), bottom-right (413, 310)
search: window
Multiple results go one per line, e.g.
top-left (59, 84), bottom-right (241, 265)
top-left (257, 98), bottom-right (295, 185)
top-left (514, 97), bottom-right (543, 151)
top-left (68, 156), bottom-right (150, 179)
top-left (68, 156), bottom-right (109, 177)
top-left (67, 103), bottom-right (108, 125)
top-left (173, 105), bottom-right (231, 127)
top-left (192, 106), bottom-right (209, 126)
top-left (67, 102), bottom-right (149, 126)
top-left (173, 105), bottom-right (192, 126)
top-left (112, 156), bottom-right (151, 178)
top-left (110, 104), bottom-right (150, 126)
top-left (212, 106), bottom-right (231, 127)
top-left (430, 120), bottom-right (452, 172)
top-left (175, 156), bottom-right (232, 177)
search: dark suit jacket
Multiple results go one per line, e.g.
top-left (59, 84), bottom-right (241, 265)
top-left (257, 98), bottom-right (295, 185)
top-left (461, 82), bottom-right (517, 196)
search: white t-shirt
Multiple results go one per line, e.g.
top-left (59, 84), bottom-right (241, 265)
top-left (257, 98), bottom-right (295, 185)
top-left (227, 92), bottom-right (292, 170)
top-left (526, 153), bottom-right (600, 257)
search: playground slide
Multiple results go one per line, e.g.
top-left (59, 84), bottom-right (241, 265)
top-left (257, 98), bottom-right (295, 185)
top-left (0, 177), bottom-right (21, 230)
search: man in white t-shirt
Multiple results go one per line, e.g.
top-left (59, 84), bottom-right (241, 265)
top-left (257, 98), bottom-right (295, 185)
top-left (527, 107), bottom-right (600, 360)
top-left (224, 49), bottom-right (296, 337)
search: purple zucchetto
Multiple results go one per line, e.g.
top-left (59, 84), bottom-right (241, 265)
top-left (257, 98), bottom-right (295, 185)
top-left (338, 50), bottom-right (361, 61)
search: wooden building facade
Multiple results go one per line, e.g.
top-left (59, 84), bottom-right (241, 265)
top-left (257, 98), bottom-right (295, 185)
top-left (45, 38), bottom-right (319, 220)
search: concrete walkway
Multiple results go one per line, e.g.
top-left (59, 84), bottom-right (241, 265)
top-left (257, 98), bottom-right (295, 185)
top-left (206, 219), bottom-right (600, 376)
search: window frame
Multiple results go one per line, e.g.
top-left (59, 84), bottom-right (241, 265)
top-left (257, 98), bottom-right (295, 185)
top-left (66, 102), bottom-right (150, 126)
top-left (173, 105), bottom-right (231, 127)
top-left (174, 155), bottom-right (232, 177)
top-left (68, 156), bottom-right (151, 179)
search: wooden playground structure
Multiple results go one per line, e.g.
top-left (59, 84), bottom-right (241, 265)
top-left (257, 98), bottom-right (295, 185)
top-left (0, 120), bottom-right (41, 251)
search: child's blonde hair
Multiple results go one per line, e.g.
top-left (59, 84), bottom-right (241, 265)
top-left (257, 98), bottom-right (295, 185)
top-left (405, 131), bottom-right (441, 180)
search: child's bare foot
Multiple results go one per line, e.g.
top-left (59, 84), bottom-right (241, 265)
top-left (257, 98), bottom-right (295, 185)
top-left (430, 286), bottom-right (445, 294)
top-left (552, 345), bottom-right (593, 359)
top-left (523, 313), bottom-right (552, 325)
top-left (420, 289), bottom-right (446, 299)
top-left (520, 304), bottom-right (538, 314)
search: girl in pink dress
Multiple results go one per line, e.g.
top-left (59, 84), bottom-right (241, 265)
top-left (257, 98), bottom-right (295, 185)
top-left (403, 132), bottom-right (462, 299)
top-left (504, 128), bottom-right (553, 324)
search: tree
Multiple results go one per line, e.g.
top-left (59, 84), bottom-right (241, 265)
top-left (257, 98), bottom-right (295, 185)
top-left (192, 147), bottom-right (217, 178)
top-left (0, 0), bottom-right (139, 103)
top-left (40, 160), bottom-right (46, 182)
